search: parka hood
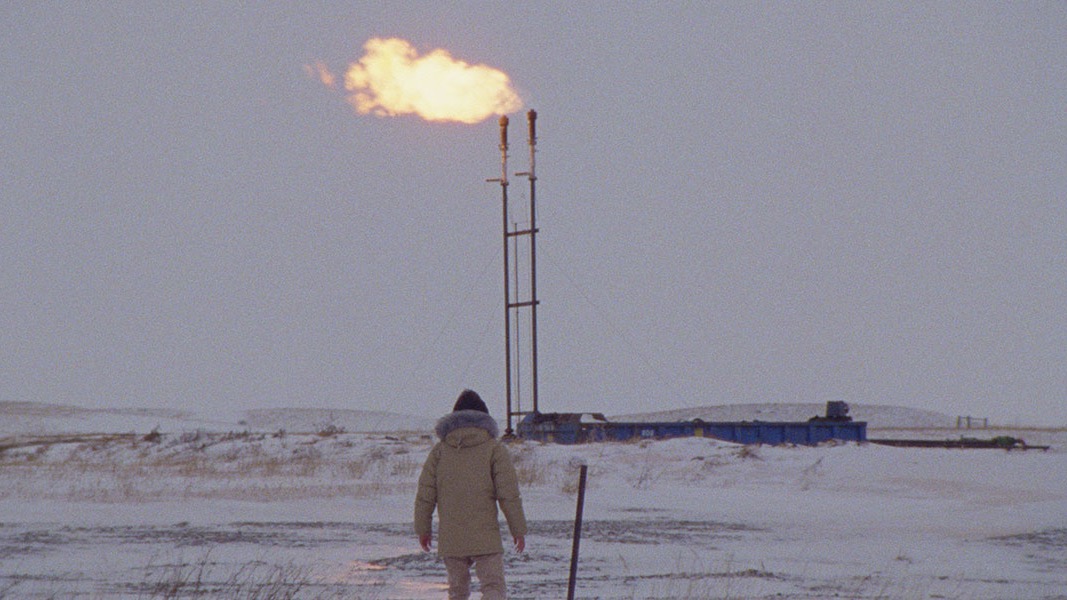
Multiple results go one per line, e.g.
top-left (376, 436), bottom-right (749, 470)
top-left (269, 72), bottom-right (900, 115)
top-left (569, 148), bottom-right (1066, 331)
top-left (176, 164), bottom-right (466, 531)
top-left (435, 409), bottom-right (499, 442)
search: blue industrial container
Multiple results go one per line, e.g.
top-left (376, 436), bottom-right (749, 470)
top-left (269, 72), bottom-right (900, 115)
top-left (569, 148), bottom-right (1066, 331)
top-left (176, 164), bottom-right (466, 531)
top-left (516, 407), bottom-right (867, 446)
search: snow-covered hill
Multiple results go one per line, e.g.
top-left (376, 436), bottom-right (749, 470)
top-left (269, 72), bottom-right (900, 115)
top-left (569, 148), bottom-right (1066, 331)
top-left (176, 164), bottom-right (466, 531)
top-left (240, 407), bottom-right (436, 433)
top-left (0, 401), bottom-right (436, 437)
top-left (0, 400), bottom-right (1010, 439)
top-left (0, 401), bottom-right (202, 437)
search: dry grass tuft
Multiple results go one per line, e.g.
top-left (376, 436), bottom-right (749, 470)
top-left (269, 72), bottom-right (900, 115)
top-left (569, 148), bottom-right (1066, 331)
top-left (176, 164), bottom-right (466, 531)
top-left (0, 430), bottom-right (429, 503)
top-left (136, 552), bottom-right (369, 599)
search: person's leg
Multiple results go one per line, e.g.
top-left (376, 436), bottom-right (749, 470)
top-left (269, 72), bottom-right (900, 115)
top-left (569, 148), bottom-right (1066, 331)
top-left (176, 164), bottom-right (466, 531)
top-left (443, 556), bottom-right (474, 600)
top-left (472, 553), bottom-right (507, 600)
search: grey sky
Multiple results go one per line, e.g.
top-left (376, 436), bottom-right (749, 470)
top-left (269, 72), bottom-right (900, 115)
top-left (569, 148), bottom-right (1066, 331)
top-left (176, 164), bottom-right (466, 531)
top-left (2, 2), bottom-right (1065, 425)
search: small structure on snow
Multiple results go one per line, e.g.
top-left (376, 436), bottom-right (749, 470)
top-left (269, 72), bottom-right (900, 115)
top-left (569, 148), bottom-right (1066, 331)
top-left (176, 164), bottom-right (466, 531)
top-left (517, 402), bottom-right (867, 445)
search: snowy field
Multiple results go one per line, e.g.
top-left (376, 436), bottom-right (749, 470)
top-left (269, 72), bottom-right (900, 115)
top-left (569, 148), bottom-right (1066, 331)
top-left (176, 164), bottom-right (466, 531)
top-left (1, 401), bottom-right (1065, 599)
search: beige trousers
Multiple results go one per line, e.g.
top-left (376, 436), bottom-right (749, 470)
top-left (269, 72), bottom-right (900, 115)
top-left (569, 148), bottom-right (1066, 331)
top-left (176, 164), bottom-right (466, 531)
top-left (443, 553), bottom-right (507, 600)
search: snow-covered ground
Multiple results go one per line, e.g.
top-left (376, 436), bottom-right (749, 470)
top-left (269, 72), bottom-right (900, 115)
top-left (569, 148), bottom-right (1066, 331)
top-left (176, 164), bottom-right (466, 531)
top-left (1, 401), bottom-right (1065, 599)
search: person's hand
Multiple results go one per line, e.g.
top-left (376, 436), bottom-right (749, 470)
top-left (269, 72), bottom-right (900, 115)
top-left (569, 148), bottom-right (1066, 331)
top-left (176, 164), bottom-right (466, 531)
top-left (419, 533), bottom-right (432, 552)
top-left (513, 535), bottom-right (525, 553)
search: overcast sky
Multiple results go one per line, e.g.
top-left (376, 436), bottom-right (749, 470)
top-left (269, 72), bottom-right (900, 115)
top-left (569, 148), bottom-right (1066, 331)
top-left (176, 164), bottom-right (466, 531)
top-left (2, 2), bottom-right (1065, 426)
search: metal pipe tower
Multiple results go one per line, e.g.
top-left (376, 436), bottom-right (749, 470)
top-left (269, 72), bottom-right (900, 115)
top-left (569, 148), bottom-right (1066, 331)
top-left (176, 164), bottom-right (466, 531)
top-left (489, 111), bottom-right (541, 436)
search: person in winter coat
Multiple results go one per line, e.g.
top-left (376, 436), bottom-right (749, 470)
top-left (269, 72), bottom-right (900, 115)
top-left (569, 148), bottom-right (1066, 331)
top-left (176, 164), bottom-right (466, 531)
top-left (414, 389), bottom-right (527, 600)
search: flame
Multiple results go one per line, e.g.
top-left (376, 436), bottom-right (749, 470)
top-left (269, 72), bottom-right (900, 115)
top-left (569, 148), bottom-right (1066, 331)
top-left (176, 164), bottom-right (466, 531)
top-left (304, 61), bottom-right (337, 89)
top-left (338, 37), bottom-right (522, 124)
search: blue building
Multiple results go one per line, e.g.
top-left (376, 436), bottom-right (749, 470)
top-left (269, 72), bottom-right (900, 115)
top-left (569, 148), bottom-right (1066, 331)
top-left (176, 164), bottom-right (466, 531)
top-left (516, 402), bottom-right (867, 445)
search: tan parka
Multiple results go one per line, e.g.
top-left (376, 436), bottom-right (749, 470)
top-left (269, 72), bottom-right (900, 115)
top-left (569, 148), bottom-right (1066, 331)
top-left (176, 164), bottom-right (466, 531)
top-left (414, 410), bottom-right (527, 557)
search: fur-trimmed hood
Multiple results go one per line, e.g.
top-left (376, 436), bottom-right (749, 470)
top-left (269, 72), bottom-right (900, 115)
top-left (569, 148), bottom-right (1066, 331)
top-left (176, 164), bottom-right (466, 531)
top-left (435, 409), bottom-right (499, 442)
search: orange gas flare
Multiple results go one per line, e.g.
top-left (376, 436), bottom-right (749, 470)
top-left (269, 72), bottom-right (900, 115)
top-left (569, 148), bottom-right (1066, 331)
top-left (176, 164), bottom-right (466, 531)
top-left (339, 37), bottom-right (522, 124)
top-left (304, 61), bottom-right (337, 89)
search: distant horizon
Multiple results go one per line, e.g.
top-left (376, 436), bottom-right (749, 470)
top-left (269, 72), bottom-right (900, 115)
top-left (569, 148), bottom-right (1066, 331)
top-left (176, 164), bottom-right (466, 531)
top-left (4, 398), bottom-right (1060, 430)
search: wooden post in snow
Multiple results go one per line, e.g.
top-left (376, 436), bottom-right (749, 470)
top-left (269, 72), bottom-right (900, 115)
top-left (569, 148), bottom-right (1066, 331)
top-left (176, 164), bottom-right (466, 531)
top-left (567, 463), bottom-right (588, 600)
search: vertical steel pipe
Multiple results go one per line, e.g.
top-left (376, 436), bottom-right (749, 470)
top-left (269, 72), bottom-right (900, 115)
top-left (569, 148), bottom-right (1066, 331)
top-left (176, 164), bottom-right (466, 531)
top-left (498, 115), bottom-right (513, 436)
top-left (513, 220), bottom-right (521, 416)
top-left (526, 109), bottom-right (540, 415)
